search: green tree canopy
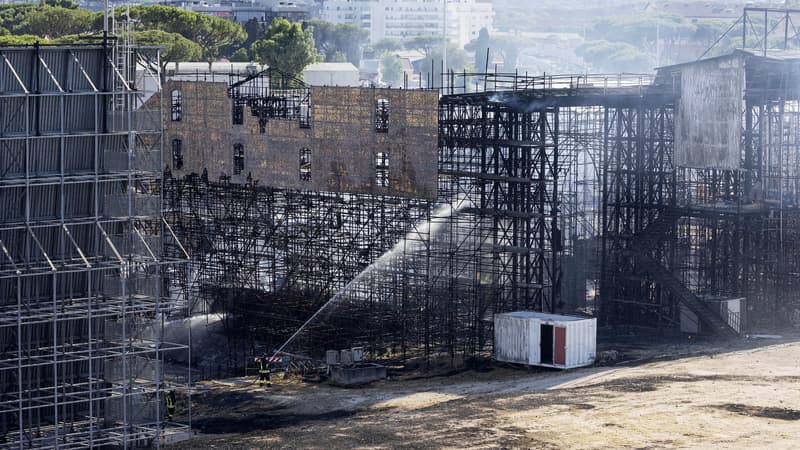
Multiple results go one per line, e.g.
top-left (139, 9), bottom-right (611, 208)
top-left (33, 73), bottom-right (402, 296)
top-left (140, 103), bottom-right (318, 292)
top-left (230, 47), bottom-right (250, 62)
top-left (404, 35), bottom-right (443, 58)
top-left (465, 29), bottom-right (526, 73)
top-left (692, 18), bottom-right (740, 55)
top-left (380, 52), bottom-right (403, 86)
top-left (219, 17), bottom-right (264, 60)
top-left (591, 13), bottom-right (691, 45)
top-left (52, 33), bottom-right (104, 45)
top-left (23, 5), bottom-right (94, 39)
top-left (586, 12), bottom-right (741, 65)
top-left (433, 43), bottom-right (469, 73)
top-left (372, 38), bottom-right (403, 54)
top-left (0, 4), bottom-right (39, 34)
top-left (305, 19), bottom-right (368, 65)
top-left (576, 40), bottom-right (653, 73)
top-left (111, 6), bottom-right (245, 62)
top-left (194, 12), bottom-right (246, 61)
top-left (0, 4), bottom-right (246, 64)
top-left (0, 3), bottom-right (250, 51)
top-left (416, 42), bottom-right (470, 87)
top-left (134, 29), bottom-right (203, 75)
top-left (250, 18), bottom-right (317, 78)
top-left (0, 34), bottom-right (42, 45)
top-left (43, 0), bottom-right (79, 9)
top-left (329, 50), bottom-right (347, 62)
top-left (242, 17), bottom-right (265, 49)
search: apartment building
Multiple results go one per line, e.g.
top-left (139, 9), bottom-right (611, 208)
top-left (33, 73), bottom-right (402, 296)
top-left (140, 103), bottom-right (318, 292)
top-left (320, 0), bottom-right (493, 47)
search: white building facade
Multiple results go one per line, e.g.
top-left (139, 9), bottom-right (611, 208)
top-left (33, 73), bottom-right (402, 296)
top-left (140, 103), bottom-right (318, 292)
top-left (319, 0), bottom-right (493, 47)
top-left (303, 62), bottom-right (361, 86)
top-left (446, 0), bottom-right (494, 48)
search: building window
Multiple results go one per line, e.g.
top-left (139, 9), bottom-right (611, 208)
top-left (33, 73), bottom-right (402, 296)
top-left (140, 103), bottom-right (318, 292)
top-left (375, 98), bottom-right (389, 133)
top-left (376, 152), bottom-right (389, 187)
top-left (233, 99), bottom-right (245, 125)
top-left (172, 138), bottom-right (183, 170)
top-left (299, 103), bottom-right (311, 129)
top-left (233, 143), bottom-right (244, 175)
top-left (299, 147), bottom-right (311, 181)
top-left (170, 89), bottom-right (182, 122)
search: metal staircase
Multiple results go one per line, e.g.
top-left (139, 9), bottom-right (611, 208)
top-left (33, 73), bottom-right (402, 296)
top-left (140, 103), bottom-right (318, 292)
top-left (630, 252), bottom-right (739, 338)
top-left (627, 208), bottom-right (739, 338)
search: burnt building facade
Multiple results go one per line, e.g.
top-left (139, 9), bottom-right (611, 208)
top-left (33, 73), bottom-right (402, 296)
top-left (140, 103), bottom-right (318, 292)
top-left (162, 25), bottom-right (800, 370)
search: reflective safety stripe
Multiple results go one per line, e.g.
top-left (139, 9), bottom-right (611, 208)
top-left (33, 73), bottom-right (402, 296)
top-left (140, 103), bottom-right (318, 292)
top-left (166, 397), bottom-right (174, 407)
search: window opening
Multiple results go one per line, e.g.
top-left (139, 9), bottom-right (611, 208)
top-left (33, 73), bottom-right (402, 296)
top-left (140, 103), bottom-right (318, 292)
top-left (299, 103), bottom-right (311, 128)
top-left (233, 98), bottom-right (245, 125)
top-left (233, 143), bottom-right (244, 175)
top-left (375, 98), bottom-right (389, 132)
top-left (170, 89), bottom-right (182, 121)
top-left (259, 114), bottom-right (268, 134)
top-left (376, 152), bottom-right (389, 186)
top-left (299, 147), bottom-right (311, 181)
top-left (172, 138), bottom-right (183, 170)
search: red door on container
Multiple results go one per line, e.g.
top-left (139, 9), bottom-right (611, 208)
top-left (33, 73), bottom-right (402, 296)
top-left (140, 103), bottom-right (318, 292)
top-left (554, 326), bottom-right (566, 365)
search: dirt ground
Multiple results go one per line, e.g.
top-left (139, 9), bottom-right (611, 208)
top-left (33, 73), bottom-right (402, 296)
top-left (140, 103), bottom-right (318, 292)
top-left (169, 336), bottom-right (800, 449)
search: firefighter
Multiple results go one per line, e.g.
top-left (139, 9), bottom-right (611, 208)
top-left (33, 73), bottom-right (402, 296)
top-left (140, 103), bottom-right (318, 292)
top-left (258, 356), bottom-right (271, 388)
top-left (165, 390), bottom-right (176, 421)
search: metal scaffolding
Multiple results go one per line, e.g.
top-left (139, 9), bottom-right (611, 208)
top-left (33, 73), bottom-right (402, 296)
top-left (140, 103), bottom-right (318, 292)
top-left (162, 21), bottom-right (800, 372)
top-left (162, 71), bottom-right (635, 367)
top-left (0, 44), bottom-right (189, 448)
top-left (7, 7), bottom-right (798, 447)
top-left (600, 12), bottom-right (800, 335)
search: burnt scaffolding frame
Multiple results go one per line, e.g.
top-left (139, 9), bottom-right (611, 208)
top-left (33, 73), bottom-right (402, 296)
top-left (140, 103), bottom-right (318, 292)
top-left (438, 94), bottom-right (560, 314)
top-left (163, 71), bottom-right (623, 366)
top-left (739, 56), bottom-right (800, 329)
top-left (666, 7), bottom-right (800, 332)
top-left (0, 45), bottom-right (190, 449)
top-left (158, 72), bottom-right (683, 365)
top-left (164, 50), bottom-right (800, 369)
top-left (163, 175), bottom-right (438, 366)
top-left (601, 52), bottom-right (800, 333)
top-left (599, 97), bottom-right (680, 329)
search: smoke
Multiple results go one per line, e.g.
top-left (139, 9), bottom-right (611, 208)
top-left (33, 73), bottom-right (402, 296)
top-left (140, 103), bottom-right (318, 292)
top-left (158, 313), bottom-right (230, 378)
top-left (488, 92), bottom-right (552, 112)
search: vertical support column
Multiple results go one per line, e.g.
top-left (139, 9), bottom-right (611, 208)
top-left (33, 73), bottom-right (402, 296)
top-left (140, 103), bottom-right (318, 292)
top-left (551, 107), bottom-right (560, 313)
top-left (599, 106), bottom-right (610, 326)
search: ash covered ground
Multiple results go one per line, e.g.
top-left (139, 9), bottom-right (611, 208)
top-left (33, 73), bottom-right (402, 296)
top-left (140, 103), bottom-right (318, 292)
top-left (169, 335), bottom-right (800, 449)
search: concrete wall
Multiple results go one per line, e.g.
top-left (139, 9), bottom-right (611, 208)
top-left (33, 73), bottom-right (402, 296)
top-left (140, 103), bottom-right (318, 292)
top-left (162, 82), bottom-right (438, 200)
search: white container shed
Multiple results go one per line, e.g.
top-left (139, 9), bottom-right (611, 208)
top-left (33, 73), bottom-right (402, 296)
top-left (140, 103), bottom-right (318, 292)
top-left (494, 311), bottom-right (597, 369)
